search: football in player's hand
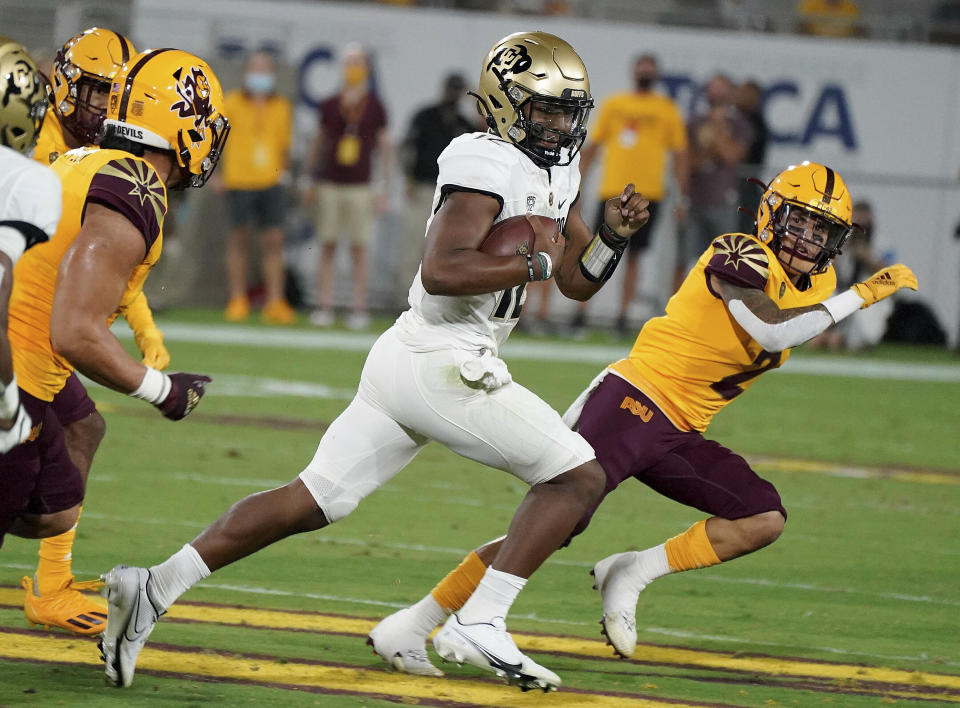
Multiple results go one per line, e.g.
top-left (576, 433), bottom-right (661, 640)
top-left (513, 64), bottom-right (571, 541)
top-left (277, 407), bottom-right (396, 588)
top-left (479, 214), bottom-right (559, 256)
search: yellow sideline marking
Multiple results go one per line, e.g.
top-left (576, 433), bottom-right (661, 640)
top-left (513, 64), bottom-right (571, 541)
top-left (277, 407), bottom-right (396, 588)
top-left (0, 631), bottom-right (695, 708)
top-left (748, 454), bottom-right (960, 486)
top-left (3, 588), bottom-right (958, 692)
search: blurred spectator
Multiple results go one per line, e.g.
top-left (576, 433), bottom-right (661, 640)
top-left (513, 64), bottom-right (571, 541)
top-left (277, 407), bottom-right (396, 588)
top-left (809, 201), bottom-right (891, 351)
top-left (306, 43), bottom-right (394, 330)
top-left (220, 51), bottom-right (295, 324)
top-left (398, 73), bottom-right (474, 307)
top-left (675, 73), bottom-right (752, 290)
top-left (796, 0), bottom-right (865, 38)
top-left (718, 0), bottom-right (773, 31)
top-left (929, 1), bottom-right (960, 45)
top-left (733, 79), bottom-right (769, 234)
top-left (572, 54), bottom-right (690, 335)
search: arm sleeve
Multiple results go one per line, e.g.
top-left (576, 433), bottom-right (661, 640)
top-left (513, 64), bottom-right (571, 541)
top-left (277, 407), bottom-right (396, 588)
top-left (85, 157), bottom-right (167, 251)
top-left (728, 299), bottom-right (834, 352)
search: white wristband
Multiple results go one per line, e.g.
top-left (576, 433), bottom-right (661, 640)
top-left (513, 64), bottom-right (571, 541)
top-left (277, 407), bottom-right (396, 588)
top-left (130, 366), bottom-right (172, 404)
top-left (822, 289), bottom-right (864, 323)
top-left (536, 251), bottom-right (553, 280)
top-left (0, 374), bottom-right (20, 418)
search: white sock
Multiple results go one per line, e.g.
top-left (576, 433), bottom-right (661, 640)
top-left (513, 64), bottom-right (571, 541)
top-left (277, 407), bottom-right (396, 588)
top-left (147, 544), bottom-right (211, 612)
top-left (407, 594), bottom-right (448, 636)
top-left (635, 544), bottom-right (672, 587)
top-left (457, 567), bottom-right (526, 625)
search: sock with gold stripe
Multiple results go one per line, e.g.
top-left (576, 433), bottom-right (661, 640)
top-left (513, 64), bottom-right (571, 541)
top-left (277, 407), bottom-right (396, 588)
top-left (35, 507), bottom-right (82, 595)
top-left (430, 550), bottom-right (487, 613)
top-left (664, 519), bottom-right (722, 572)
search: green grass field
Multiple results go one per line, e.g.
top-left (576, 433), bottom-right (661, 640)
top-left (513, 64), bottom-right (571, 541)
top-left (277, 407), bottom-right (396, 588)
top-left (1, 309), bottom-right (958, 707)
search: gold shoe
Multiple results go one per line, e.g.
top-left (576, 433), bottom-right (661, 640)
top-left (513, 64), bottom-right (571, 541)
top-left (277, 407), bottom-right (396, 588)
top-left (224, 295), bottom-right (250, 322)
top-left (22, 575), bottom-right (107, 635)
top-left (261, 299), bottom-right (296, 325)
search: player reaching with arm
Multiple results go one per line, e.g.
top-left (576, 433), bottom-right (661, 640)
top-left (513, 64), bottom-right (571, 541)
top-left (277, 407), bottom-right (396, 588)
top-left (18, 25), bottom-right (182, 637)
top-left (367, 161), bottom-right (917, 672)
top-left (2, 47), bottom-right (225, 617)
top-left (99, 31), bottom-right (646, 692)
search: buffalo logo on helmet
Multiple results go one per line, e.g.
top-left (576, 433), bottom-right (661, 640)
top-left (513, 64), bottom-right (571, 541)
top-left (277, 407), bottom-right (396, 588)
top-left (487, 44), bottom-right (532, 75)
top-left (170, 65), bottom-right (213, 136)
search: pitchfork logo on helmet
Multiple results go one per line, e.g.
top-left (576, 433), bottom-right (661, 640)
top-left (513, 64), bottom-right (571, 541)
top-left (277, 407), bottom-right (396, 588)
top-left (171, 66), bottom-right (212, 128)
top-left (755, 161), bottom-right (852, 275)
top-left (0, 37), bottom-right (48, 154)
top-left (475, 31), bottom-right (593, 168)
top-left (101, 48), bottom-right (230, 189)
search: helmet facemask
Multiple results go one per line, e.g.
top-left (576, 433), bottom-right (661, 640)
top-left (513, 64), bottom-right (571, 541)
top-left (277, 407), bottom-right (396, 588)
top-left (58, 71), bottom-right (110, 144)
top-left (498, 84), bottom-right (591, 167)
top-left (769, 202), bottom-right (850, 275)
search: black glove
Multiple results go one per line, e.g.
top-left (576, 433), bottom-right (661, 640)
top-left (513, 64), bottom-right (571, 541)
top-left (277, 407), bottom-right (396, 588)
top-left (156, 372), bottom-right (211, 420)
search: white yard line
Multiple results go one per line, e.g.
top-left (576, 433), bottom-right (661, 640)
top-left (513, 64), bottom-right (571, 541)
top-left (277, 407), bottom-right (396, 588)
top-left (117, 322), bottom-right (960, 382)
top-left (8, 512), bottom-right (958, 609)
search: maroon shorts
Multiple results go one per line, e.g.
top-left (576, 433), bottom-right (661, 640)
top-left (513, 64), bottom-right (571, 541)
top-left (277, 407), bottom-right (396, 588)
top-left (570, 372), bottom-right (786, 538)
top-left (50, 372), bottom-right (98, 426)
top-left (0, 388), bottom-right (84, 548)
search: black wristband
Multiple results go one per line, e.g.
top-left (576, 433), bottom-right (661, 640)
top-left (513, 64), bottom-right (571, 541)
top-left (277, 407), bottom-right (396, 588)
top-left (599, 221), bottom-right (628, 247)
top-left (525, 253), bottom-right (536, 281)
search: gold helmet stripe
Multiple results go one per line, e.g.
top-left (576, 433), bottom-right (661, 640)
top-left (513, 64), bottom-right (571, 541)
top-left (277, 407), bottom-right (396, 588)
top-left (117, 48), bottom-right (176, 123)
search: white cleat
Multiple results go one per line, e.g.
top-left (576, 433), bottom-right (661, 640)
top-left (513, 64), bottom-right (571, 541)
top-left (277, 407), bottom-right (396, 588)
top-left (99, 565), bottom-right (163, 687)
top-left (591, 551), bottom-right (645, 659)
top-left (367, 608), bottom-right (444, 677)
top-left (432, 613), bottom-right (560, 692)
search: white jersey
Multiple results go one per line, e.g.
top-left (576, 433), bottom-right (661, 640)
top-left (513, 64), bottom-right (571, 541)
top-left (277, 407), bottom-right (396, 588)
top-left (395, 132), bottom-right (581, 354)
top-left (0, 145), bottom-right (61, 263)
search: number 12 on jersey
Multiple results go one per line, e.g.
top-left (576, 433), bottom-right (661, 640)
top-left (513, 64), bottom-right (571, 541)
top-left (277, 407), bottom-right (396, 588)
top-left (491, 283), bottom-right (527, 321)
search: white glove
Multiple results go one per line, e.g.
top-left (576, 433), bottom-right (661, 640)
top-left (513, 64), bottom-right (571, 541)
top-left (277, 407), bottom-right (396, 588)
top-left (0, 404), bottom-right (32, 454)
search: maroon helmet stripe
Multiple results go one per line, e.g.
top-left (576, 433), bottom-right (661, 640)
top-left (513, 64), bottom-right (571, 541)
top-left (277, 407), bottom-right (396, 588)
top-left (118, 48), bottom-right (176, 123)
top-left (822, 167), bottom-right (835, 204)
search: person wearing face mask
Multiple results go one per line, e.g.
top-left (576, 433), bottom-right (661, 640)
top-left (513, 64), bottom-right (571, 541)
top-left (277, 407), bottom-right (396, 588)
top-left (568, 54), bottom-right (690, 337)
top-left (674, 72), bottom-right (753, 293)
top-left (396, 73), bottom-right (476, 308)
top-left (305, 43), bottom-right (394, 330)
top-left (220, 50), bottom-right (294, 324)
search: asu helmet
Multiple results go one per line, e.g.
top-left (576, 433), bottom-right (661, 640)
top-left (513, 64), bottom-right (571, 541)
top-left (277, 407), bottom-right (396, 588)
top-left (0, 37), bottom-right (48, 154)
top-left (475, 31), bottom-right (593, 167)
top-left (756, 161), bottom-right (852, 274)
top-left (102, 49), bottom-right (230, 189)
top-left (51, 27), bottom-right (135, 144)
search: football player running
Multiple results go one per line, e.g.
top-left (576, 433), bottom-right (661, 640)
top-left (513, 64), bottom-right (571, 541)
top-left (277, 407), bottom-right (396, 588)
top-left (366, 161), bottom-right (918, 672)
top-left (1, 46), bottom-right (226, 621)
top-left (99, 31), bottom-right (648, 691)
top-left (20, 26), bottom-right (179, 638)
top-left (0, 38), bottom-right (58, 457)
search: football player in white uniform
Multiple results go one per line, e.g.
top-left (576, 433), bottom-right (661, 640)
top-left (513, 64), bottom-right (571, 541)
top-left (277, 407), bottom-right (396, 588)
top-left (100, 31), bottom-right (649, 691)
top-left (0, 38), bottom-right (59, 457)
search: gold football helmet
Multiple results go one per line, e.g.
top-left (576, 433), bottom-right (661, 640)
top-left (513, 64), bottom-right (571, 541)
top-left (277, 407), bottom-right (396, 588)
top-left (51, 27), bottom-right (135, 144)
top-left (756, 161), bottom-right (852, 274)
top-left (0, 37), bottom-right (47, 154)
top-left (474, 31), bottom-right (592, 167)
top-left (101, 48), bottom-right (230, 188)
